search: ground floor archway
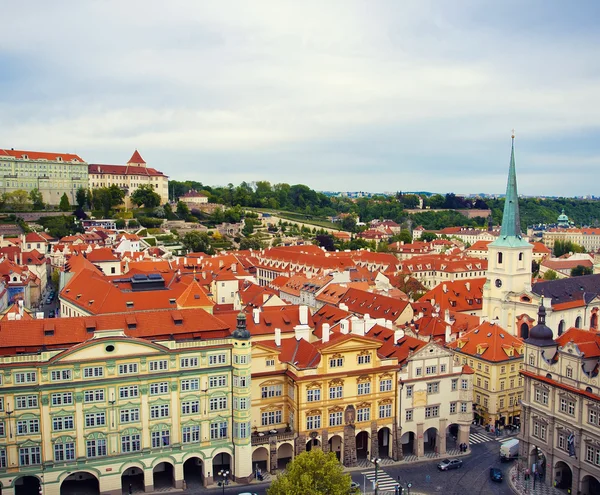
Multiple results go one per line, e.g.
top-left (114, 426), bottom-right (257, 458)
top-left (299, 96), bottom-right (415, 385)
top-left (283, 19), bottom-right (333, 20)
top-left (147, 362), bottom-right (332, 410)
top-left (446, 423), bottom-right (460, 450)
top-left (305, 438), bottom-right (321, 452)
top-left (356, 431), bottom-right (369, 459)
top-left (153, 462), bottom-right (174, 490)
top-left (378, 427), bottom-right (392, 458)
top-left (400, 431), bottom-right (415, 456)
top-left (424, 427), bottom-right (438, 454)
top-left (60, 472), bottom-right (99, 495)
top-left (122, 466), bottom-right (144, 494)
top-left (212, 452), bottom-right (232, 480)
top-left (183, 457), bottom-right (204, 489)
top-left (329, 435), bottom-right (343, 462)
top-left (277, 443), bottom-right (294, 470)
top-left (554, 460), bottom-right (572, 491)
top-left (582, 474), bottom-right (600, 495)
top-left (15, 476), bottom-right (40, 495)
top-left (529, 447), bottom-right (547, 483)
top-left (252, 447), bottom-right (269, 475)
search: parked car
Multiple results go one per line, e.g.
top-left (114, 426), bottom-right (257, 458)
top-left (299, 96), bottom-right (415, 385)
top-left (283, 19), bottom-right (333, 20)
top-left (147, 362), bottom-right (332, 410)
top-left (48, 310), bottom-right (55, 318)
top-left (350, 481), bottom-right (361, 492)
top-left (490, 467), bottom-right (503, 482)
top-left (437, 459), bottom-right (463, 471)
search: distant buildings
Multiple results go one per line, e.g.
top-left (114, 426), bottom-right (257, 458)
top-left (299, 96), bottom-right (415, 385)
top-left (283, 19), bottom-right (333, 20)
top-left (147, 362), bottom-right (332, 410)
top-left (0, 148), bottom-right (88, 205)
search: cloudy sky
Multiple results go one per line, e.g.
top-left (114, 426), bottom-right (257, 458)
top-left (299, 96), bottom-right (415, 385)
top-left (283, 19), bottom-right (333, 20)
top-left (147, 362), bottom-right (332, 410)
top-left (2, 1), bottom-right (599, 196)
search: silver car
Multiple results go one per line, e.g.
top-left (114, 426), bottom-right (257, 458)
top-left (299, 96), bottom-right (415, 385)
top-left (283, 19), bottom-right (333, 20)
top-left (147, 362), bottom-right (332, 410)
top-left (437, 458), bottom-right (463, 471)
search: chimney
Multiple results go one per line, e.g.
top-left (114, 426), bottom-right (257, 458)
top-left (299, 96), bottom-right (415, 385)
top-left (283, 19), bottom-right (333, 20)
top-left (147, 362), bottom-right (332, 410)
top-left (394, 329), bottom-right (405, 343)
top-left (253, 308), bottom-right (260, 324)
top-left (274, 328), bottom-right (281, 347)
top-left (385, 319), bottom-right (393, 329)
top-left (299, 305), bottom-right (308, 325)
top-left (445, 324), bottom-right (452, 343)
top-left (443, 284), bottom-right (447, 293)
top-left (219, 260), bottom-right (224, 268)
top-left (466, 281), bottom-right (471, 292)
top-left (444, 309), bottom-right (451, 324)
top-left (231, 263), bottom-right (237, 273)
top-left (322, 323), bottom-right (330, 343)
top-left (340, 320), bottom-right (349, 334)
top-left (339, 303), bottom-right (349, 312)
top-left (351, 316), bottom-right (365, 336)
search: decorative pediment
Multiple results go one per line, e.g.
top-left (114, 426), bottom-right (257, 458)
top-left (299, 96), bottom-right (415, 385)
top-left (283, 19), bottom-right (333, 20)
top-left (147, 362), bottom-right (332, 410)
top-left (531, 414), bottom-right (549, 425)
top-left (260, 379), bottom-right (283, 387)
top-left (534, 382), bottom-right (550, 391)
top-left (50, 337), bottom-right (168, 364)
top-left (261, 405), bottom-right (283, 412)
top-left (583, 436), bottom-right (600, 448)
top-left (557, 390), bottom-right (577, 401)
top-left (306, 382), bottom-right (321, 389)
top-left (356, 375), bottom-right (372, 383)
top-left (329, 405), bottom-right (344, 413)
top-left (307, 409), bottom-right (321, 416)
top-left (379, 372), bottom-right (393, 380)
top-left (379, 398), bottom-right (393, 405)
top-left (357, 401), bottom-right (371, 409)
top-left (329, 378), bottom-right (344, 386)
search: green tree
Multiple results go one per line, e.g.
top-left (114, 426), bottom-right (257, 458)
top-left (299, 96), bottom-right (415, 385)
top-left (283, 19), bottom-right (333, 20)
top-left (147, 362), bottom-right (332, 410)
top-left (91, 186), bottom-right (125, 217)
top-left (543, 269), bottom-right (559, 281)
top-left (428, 194), bottom-right (446, 208)
top-left (571, 265), bottom-right (593, 277)
top-left (3, 190), bottom-right (30, 211)
top-left (239, 237), bottom-right (263, 250)
top-left (59, 193), bottom-right (71, 212)
top-left (131, 184), bottom-right (161, 208)
top-left (182, 231), bottom-right (215, 254)
top-left (420, 231), bottom-right (438, 242)
top-left (341, 215), bottom-right (357, 232)
top-left (75, 187), bottom-right (88, 209)
top-left (554, 240), bottom-right (585, 257)
top-left (176, 201), bottom-right (190, 218)
top-left (267, 449), bottom-right (353, 495)
top-left (29, 189), bottom-right (45, 210)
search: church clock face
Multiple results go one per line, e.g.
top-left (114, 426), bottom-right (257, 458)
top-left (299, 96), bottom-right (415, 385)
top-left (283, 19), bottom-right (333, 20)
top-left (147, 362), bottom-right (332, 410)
top-left (495, 279), bottom-right (503, 288)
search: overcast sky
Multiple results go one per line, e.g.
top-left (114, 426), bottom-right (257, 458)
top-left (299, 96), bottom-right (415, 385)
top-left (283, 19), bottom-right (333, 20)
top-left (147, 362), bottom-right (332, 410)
top-left (2, 1), bottom-right (599, 196)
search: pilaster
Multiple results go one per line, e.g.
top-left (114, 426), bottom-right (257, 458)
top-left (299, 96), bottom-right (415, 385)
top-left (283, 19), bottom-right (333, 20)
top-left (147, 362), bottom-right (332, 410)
top-left (343, 425), bottom-right (357, 467)
top-left (438, 418), bottom-right (447, 454)
top-left (269, 437), bottom-right (278, 474)
top-left (322, 428), bottom-right (329, 453)
top-left (370, 421), bottom-right (379, 459)
top-left (416, 422), bottom-right (424, 457)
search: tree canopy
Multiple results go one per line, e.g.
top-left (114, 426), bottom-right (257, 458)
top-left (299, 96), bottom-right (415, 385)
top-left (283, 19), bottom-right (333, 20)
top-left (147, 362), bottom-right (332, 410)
top-left (267, 449), bottom-right (353, 495)
top-left (59, 193), bottom-right (71, 212)
top-left (571, 265), bottom-right (593, 277)
top-left (131, 184), bottom-right (161, 208)
top-left (91, 186), bottom-right (125, 217)
top-left (181, 231), bottom-right (215, 255)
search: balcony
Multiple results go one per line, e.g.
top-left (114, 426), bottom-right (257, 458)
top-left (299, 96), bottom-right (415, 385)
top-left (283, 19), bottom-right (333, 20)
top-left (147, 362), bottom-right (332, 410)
top-left (251, 426), bottom-right (295, 446)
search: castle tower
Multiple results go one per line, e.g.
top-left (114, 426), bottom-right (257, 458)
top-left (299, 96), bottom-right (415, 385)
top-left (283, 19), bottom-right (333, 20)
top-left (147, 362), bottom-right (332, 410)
top-left (231, 312), bottom-right (253, 482)
top-left (482, 132), bottom-right (533, 334)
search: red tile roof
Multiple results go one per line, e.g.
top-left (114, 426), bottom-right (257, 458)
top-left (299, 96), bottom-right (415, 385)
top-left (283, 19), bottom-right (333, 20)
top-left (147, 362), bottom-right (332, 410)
top-left (447, 321), bottom-right (524, 362)
top-left (420, 278), bottom-right (486, 313)
top-left (338, 287), bottom-right (411, 322)
top-left (555, 327), bottom-right (600, 358)
top-left (89, 163), bottom-right (166, 177)
top-left (128, 150), bottom-right (146, 164)
top-left (0, 149), bottom-right (85, 163)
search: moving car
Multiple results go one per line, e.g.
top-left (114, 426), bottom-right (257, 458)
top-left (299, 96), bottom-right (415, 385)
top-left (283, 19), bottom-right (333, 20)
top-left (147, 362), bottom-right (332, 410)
top-left (350, 481), bottom-right (361, 492)
top-left (437, 458), bottom-right (463, 471)
top-left (490, 467), bottom-right (503, 482)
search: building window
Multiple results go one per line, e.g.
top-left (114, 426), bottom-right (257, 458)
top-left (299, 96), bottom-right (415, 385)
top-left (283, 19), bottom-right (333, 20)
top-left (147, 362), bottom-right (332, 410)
top-left (266, 359), bottom-right (275, 367)
top-left (120, 408), bottom-right (140, 423)
top-left (17, 419), bottom-right (40, 435)
top-left (500, 398), bottom-right (505, 409)
top-left (358, 354), bottom-right (371, 365)
top-left (427, 382), bottom-right (439, 394)
top-left (484, 380), bottom-right (489, 390)
top-left (119, 385), bottom-right (139, 399)
top-left (209, 354), bottom-right (227, 365)
top-left (84, 389), bottom-right (105, 403)
top-left (566, 367), bottom-right (573, 379)
top-left (51, 392), bottom-right (73, 406)
top-left (461, 402), bottom-right (468, 413)
top-left (560, 398), bottom-right (576, 416)
top-left (0, 449), bottom-right (6, 468)
top-left (210, 421), bottom-right (228, 440)
top-left (405, 409), bottom-right (413, 421)
top-left (380, 379), bottom-right (392, 392)
top-left (19, 446), bottom-right (41, 466)
top-left (357, 407), bottom-right (370, 422)
top-left (180, 357), bottom-right (199, 368)
top-left (181, 379), bottom-right (200, 392)
top-left (329, 386), bottom-right (343, 399)
top-left (329, 357), bottom-right (344, 368)
top-left (52, 416), bottom-right (74, 431)
top-left (586, 445), bottom-right (600, 466)
top-left (54, 441), bottom-right (75, 461)
top-left (307, 389), bottom-right (321, 402)
top-left (14, 371), bottom-right (37, 384)
top-left (500, 366), bottom-right (506, 374)
top-left (86, 438), bottom-right (107, 458)
top-left (426, 365), bottom-right (437, 375)
top-left (440, 364), bottom-right (447, 373)
top-left (588, 408), bottom-right (599, 426)
top-left (500, 381), bottom-right (505, 391)
top-left (461, 379), bottom-right (468, 390)
top-left (151, 429), bottom-right (170, 448)
top-left (358, 382), bottom-right (371, 395)
top-left (451, 379), bottom-right (458, 391)
top-left (533, 421), bottom-right (547, 441)
top-left (209, 375), bottom-right (227, 388)
top-left (16, 395), bottom-right (38, 409)
top-left (121, 434), bottom-right (141, 453)
top-left (50, 369), bottom-right (72, 381)
top-left (406, 385), bottom-right (413, 398)
top-left (529, 355), bottom-right (535, 366)
top-left (557, 432), bottom-right (569, 452)
top-left (182, 425), bottom-right (200, 443)
top-left (425, 405), bottom-right (439, 418)
top-left (262, 410), bottom-right (282, 426)
top-left (261, 384), bottom-right (283, 398)
top-left (150, 382), bottom-right (169, 395)
top-left (483, 398), bottom-right (489, 408)
top-left (306, 415), bottom-right (321, 430)
top-left (329, 411), bottom-right (343, 426)
top-left (535, 388), bottom-right (549, 405)
top-left (83, 366), bottom-right (104, 378)
top-left (118, 363), bottom-right (138, 375)
top-left (450, 402), bottom-right (457, 414)
top-left (85, 412), bottom-right (106, 427)
top-left (150, 404), bottom-right (170, 419)
top-left (415, 367), bottom-right (422, 376)
top-left (379, 404), bottom-right (392, 418)
top-left (149, 359), bottom-right (168, 372)
top-left (209, 397), bottom-right (228, 411)
top-left (181, 400), bottom-right (199, 415)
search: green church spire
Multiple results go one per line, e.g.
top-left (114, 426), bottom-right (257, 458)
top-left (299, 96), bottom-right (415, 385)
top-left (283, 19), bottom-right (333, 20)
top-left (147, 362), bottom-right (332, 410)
top-left (493, 131), bottom-right (530, 247)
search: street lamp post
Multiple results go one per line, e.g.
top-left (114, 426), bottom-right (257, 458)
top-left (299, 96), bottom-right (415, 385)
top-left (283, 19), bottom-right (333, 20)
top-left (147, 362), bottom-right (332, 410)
top-left (218, 469), bottom-right (229, 495)
top-left (370, 458), bottom-right (381, 495)
top-left (6, 402), bottom-right (13, 438)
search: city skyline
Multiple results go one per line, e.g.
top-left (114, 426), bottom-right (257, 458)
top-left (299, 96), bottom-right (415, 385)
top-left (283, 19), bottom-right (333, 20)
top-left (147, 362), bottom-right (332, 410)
top-left (2, 1), bottom-right (600, 196)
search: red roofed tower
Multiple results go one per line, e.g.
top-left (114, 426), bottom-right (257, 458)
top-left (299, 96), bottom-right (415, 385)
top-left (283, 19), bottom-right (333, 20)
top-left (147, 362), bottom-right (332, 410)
top-left (127, 150), bottom-right (146, 167)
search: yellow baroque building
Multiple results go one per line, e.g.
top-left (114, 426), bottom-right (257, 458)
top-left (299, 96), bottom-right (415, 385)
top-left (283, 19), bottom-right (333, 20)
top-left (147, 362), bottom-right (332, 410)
top-left (0, 309), bottom-right (252, 495)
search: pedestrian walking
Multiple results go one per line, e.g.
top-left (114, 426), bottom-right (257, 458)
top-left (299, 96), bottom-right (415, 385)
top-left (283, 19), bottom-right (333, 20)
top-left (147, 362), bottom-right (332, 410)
top-left (129, 483), bottom-right (132, 495)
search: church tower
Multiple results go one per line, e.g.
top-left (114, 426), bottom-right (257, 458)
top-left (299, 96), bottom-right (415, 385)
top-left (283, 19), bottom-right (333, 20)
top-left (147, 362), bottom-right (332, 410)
top-left (482, 133), bottom-right (533, 334)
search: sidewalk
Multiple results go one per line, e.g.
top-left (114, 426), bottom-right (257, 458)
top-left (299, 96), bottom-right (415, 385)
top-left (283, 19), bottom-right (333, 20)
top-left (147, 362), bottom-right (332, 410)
top-left (507, 464), bottom-right (565, 495)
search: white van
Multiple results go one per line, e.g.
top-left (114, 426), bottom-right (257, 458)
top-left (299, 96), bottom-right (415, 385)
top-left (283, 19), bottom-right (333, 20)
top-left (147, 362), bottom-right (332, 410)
top-left (500, 438), bottom-right (519, 462)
